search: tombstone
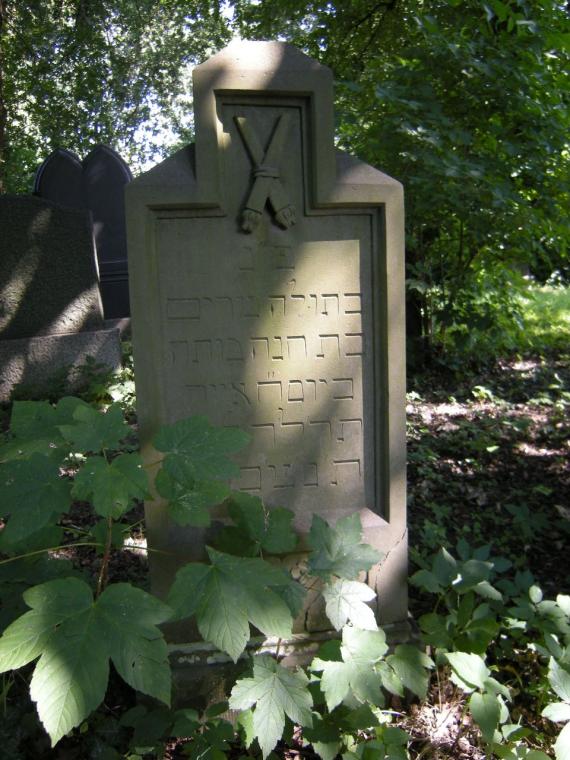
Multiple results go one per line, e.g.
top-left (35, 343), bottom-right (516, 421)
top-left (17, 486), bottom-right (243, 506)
top-left (32, 148), bottom-right (84, 211)
top-left (0, 195), bottom-right (121, 401)
top-left (34, 145), bottom-right (132, 319)
top-left (126, 41), bottom-right (407, 674)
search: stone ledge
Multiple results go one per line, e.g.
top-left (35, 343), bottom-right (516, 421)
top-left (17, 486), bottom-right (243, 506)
top-left (0, 327), bottom-right (122, 402)
top-left (168, 619), bottom-right (417, 708)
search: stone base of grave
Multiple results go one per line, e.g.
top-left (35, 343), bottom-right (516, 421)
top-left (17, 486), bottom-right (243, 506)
top-left (168, 621), bottom-right (417, 709)
top-left (0, 327), bottom-right (122, 402)
top-left (104, 316), bottom-right (131, 338)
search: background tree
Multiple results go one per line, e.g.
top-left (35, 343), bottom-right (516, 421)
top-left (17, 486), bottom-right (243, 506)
top-left (1, 0), bottom-right (567, 364)
top-left (0, 0), bottom-right (230, 193)
top-left (235, 0), bottom-right (570, 364)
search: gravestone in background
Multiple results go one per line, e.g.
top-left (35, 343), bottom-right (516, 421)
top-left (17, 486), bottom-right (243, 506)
top-left (0, 195), bottom-right (121, 401)
top-left (127, 41), bottom-right (407, 668)
top-left (34, 145), bottom-right (132, 319)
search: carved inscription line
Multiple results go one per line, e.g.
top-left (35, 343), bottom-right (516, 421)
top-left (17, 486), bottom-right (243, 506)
top-left (166, 292), bottom-right (361, 320)
top-left (248, 416), bottom-right (363, 446)
top-left (168, 333), bottom-right (363, 363)
top-left (237, 459), bottom-right (362, 492)
top-left (183, 378), bottom-right (357, 407)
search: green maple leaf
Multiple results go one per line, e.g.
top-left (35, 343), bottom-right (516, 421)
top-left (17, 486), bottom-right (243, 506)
top-left (155, 458), bottom-right (229, 527)
top-left (272, 579), bottom-right (307, 618)
top-left (322, 579), bottom-right (377, 631)
top-left (0, 578), bottom-right (172, 746)
top-left (95, 583), bottom-right (171, 705)
top-left (308, 514), bottom-right (381, 580)
top-left (229, 654), bottom-right (313, 758)
top-left (59, 402), bottom-right (129, 453)
top-left (216, 493), bottom-right (298, 555)
top-left (0, 398), bottom-right (90, 463)
top-left (385, 645), bottom-right (433, 699)
top-left (0, 453), bottom-right (72, 542)
top-left (167, 548), bottom-right (294, 662)
top-left (311, 627), bottom-right (388, 711)
top-left (72, 453), bottom-right (148, 518)
top-left (153, 416), bottom-right (250, 481)
top-left (1, 401), bottom-right (61, 462)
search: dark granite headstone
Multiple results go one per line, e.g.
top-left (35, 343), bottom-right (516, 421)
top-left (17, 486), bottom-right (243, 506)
top-left (0, 195), bottom-right (103, 340)
top-left (0, 195), bottom-right (121, 401)
top-left (33, 149), bottom-right (83, 211)
top-left (34, 145), bottom-right (132, 318)
top-left (83, 146), bottom-right (132, 319)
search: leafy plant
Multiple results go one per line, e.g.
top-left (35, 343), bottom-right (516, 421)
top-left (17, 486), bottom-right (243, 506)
top-left (542, 657), bottom-right (570, 760)
top-left (0, 399), bottom-right (566, 758)
top-left (0, 400), bottom-right (405, 755)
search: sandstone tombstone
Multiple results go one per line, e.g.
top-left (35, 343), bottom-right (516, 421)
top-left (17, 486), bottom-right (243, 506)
top-left (127, 41), bottom-right (407, 655)
top-left (0, 195), bottom-right (121, 400)
top-left (34, 145), bottom-right (132, 318)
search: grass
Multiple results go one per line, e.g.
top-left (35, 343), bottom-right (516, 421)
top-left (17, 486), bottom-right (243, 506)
top-left (520, 284), bottom-right (570, 353)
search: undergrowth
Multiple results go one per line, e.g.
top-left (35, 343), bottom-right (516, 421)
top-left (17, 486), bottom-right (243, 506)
top-left (0, 308), bottom-right (568, 758)
top-left (0, 389), bottom-right (568, 759)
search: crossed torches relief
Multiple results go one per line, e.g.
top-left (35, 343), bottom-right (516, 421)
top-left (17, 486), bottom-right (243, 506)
top-left (234, 114), bottom-right (296, 233)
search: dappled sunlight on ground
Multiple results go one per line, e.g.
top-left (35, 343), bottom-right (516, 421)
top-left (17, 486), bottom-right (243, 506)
top-left (407, 357), bottom-right (570, 598)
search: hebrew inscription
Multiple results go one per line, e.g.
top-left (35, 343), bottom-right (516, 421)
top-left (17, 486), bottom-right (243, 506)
top-left (159, 231), bottom-right (372, 522)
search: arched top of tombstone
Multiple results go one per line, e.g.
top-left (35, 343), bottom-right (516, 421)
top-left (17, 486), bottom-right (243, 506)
top-left (33, 148), bottom-right (84, 210)
top-left (198, 38), bottom-right (326, 73)
top-left (130, 40), bottom-right (401, 213)
top-left (83, 144), bottom-right (133, 184)
top-left (192, 40), bottom-right (336, 205)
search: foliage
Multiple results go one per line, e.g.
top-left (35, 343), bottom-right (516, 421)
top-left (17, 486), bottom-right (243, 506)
top-left (520, 284), bottom-right (570, 354)
top-left (168, 548), bottom-right (296, 662)
top-left (233, 0), bottom-right (569, 364)
top-left (412, 541), bottom-right (570, 757)
top-left (230, 654), bottom-right (313, 758)
top-left (2, 1), bottom-right (568, 365)
top-left (542, 658), bottom-right (570, 760)
top-left (0, 400), bottom-right (567, 758)
top-left (0, 0), bottom-right (231, 192)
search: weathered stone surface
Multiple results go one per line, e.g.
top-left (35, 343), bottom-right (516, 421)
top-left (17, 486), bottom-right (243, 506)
top-left (34, 145), bottom-right (132, 318)
top-left (127, 42), bottom-right (407, 638)
top-left (0, 194), bottom-right (104, 340)
top-left (0, 327), bottom-right (122, 402)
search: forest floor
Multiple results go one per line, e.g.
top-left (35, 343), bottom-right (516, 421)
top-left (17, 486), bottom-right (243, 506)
top-left (407, 353), bottom-right (570, 600)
